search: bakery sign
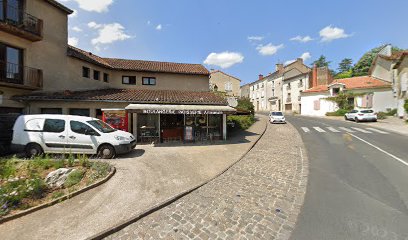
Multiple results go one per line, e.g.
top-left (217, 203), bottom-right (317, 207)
top-left (141, 109), bottom-right (224, 115)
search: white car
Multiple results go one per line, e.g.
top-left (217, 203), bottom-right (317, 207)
top-left (269, 111), bottom-right (286, 124)
top-left (345, 109), bottom-right (377, 122)
top-left (11, 115), bottom-right (136, 159)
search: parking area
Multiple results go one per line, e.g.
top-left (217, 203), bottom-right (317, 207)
top-left (0, 117), bottom-right (266, 240)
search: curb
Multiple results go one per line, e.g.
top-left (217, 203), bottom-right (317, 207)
top-left (0, 166), bottom-right (116, 224)
top-left (87, 117), bottom-right (268, 240)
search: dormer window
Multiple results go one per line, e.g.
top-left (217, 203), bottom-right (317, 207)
top-left (333, 87), bottom-right (340, 96)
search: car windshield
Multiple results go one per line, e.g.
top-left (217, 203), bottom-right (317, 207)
top-left (87, 120), bottom-right (116, 133)
top-left (361, 110), bottom-right (374, 113)
top-left (272, 112), bottom-right (283, 116)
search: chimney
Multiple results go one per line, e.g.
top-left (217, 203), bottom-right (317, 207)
top-left (276, 63), bottom-right (284, 72)
top-left (297, 58), bottom-right (303, 64)
top-left (312, 64), bottom-right (318, 87)
top-left (258, 74), bottom-right (264, 80)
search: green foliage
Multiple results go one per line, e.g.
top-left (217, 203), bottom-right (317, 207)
top-left (385, 108), bottom-right (397, 116)
top-left (236, 97), bottom-right (255, 115)
top-left (88, 162), bottom-right (111, 183)
top-left (227, 115), bottom-right (255, 130)
top-left (312, 55), bottom-right (331, 67)
top-left (30, 155), bottom-right (54, 171)
top-left (64, 170), bottom-right (85, 188)
top-left (334, 70), bottom-right (353, 79)
top-left (53, 160), bottom-right (65, 169)
top-left (51, 191), bottom-right (64, 199)
top-left (404, 99), bottom-right (408, 114)
top-left (0, 158), bottom-right (17, 179)
top-left (352, 45), bottom-right (403, 77)
top-left (338, 58), bottom-right (353, 73)
top-left (376, 112), bottom-right (388, 120)
top-left (326, 92), bottom-right (356, 111)
top-left (326, 109), bottom-right (349, 116)
top-left (78, 154), bottom-right (91, 168)
top-left (67, 153), bottom-right (75, 167)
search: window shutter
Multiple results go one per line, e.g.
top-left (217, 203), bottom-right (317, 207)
top-left (401, 73), bottom-right (408, 92)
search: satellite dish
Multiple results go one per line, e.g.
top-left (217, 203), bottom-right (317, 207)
top-left (227, 97), bottom-right (238, 108)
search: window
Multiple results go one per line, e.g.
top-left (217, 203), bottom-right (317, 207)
top-left (69, 108), bottom-right (90, 117)
top-left (225, 82), bottom-right (232, 92)
top-left (93, 70), bottom-right (100, 80)
top-left (142, 77), bottom-right (156, 85)
top-left (41, 108), bottom-right (62, 114)
top-left (103, 73), bottom-right (109, 82)
top-left (70, 121), bottom-right (95, 135)
top-left (122, 76), bottom-right (136, 85)
top-left (87, 120), bottom-right (116, 133)
top-left (0, 43), bottom-right (23, 83)
top-left (82, 67), bottom-right (90, 78)
top-left (43, 119), bottom-right (65, 133)
top-left (1, 0), bottom-right (23, 22)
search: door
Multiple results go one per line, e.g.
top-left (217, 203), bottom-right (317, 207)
top-left (42, 118), bottom-right (68, 153)
top-left (67, 120), bottom-right (98, 154)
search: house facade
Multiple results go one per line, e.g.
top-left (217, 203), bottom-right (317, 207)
top-left (393, 52), bottom-right (408, 118)
top-left (209, 70), bottom-right (241, 97)
top-left (240, 83), bottom-right (250, 98)
top-left (0, 0), bottom-right (235, 143)
top-left (301, 76), bottom-right (395, 116)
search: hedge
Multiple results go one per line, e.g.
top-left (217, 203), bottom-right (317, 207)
top-left (227, 115), bottom-right (255, 130)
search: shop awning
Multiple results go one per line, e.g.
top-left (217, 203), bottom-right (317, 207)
top-left (125, 104), bottom-right (236, 114)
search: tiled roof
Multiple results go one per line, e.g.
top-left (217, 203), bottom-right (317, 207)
top-left (12, 89), bottom-right (228, 105)
top-left (67, 46), bottom-right (210, 76)
top-left (210, 70), bottom-right (242, 82)
top-left (303, 76), bottom-right (391, 93)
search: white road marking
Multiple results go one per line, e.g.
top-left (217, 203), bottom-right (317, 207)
top-left (365, 128), bottom-right (389, 134)
top-left (327, 127), bottom-right (340, 133)
top-left (348, 133), bottom-right (408, 167)
top-left (338, 127), bottom-right (355, 133)
top-left (301, 127), bottom-right (310, 133)
top-left (313, 127), bottom-right (326, 133)
top-left (351, 127), bottom-right (372, 133)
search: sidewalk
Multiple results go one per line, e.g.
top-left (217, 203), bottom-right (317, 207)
top-left (325, 116), bottom-right (408, 136)
top-left (0, 117), bottom-right (266, 240)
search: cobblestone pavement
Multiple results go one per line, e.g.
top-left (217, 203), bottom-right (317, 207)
top-left (106, 121), bottom-right (309, 240)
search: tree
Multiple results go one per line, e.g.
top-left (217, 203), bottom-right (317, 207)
top-left (352, 44), bottom-right (403, 77)
top-left (334, 70), bottom-right (353, 79)
top-left (236, 97), bottom-right (254, 115)
top-left (312, 55), bottom-right (331, 67)
top-left (338, 58), bottom-right (353, 73)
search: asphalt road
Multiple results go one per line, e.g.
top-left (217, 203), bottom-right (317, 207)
top-left (285, 115), bottom-right (408, 240)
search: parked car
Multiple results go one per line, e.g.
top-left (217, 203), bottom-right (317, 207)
top-left (11, 115), bottom-right (136, 159)
top-left (344, 109), bottom-right (377, 122)
top-left (269, 111), bottom-right (286, 124)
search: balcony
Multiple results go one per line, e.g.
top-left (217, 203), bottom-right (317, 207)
top-left (0, 1), bottom-right (43, 41)
top-left (0, 61), bottom-right (43, 89)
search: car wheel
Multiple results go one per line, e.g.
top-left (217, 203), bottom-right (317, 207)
top-left (355, 118), bottom-right (359, 123)
top-left (25, 143), bottom-right (43, 158)
top-left (344, 116), bottom-right (348, 121)
top-left (98, 144), bottom-right (116, 159)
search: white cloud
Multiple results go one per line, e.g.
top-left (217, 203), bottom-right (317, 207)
top-left (248, 36), bottom-right (264, 42)
top-left (68, 37), bottom-right (79, 47)
top-left (290, 35), bottom-right (313, 43)
top-left (204, 52), bottom-right (244, 69)
top-left (64, 0), bottom-right (113, 13)
top-left (147, 20), bottom-right (151, 25)
top-left (319, 25), bottom-right (351, 42)
top-left (71, 26), bottom-right (82, 32)
top-left (284, 52), bottom-right (311, 65)
top-left (156, 24), bottom-right (162, 31)
top-left (89, 22), bottom-right (132, 48)
top-left (256, 43), bottom-right (284, 56)
top-left (300, 52), bottom-right (311, 61)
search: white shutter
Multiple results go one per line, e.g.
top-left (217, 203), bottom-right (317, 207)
top-left (401, 72), bottom-right (408, 92)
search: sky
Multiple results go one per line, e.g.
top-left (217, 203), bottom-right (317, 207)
top-left (61, 0), bottom-right (408, 85)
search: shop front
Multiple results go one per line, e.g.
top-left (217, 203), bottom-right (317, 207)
top-left (125, 104), bottom-right (236, 143)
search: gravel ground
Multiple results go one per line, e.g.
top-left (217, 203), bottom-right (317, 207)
top-left (106, 121), bottom-right (309, 240)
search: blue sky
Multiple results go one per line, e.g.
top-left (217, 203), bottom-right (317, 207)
top-left (62, 0), bottom-right (408, 85)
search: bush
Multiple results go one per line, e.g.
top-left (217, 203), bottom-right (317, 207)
top-left (326, 109), bottom-right (349, 116)
top-left (227, 115), bottom-right (255, 130)
top-left (78, 154), bottom-right (91, 168)
top-left (88, 162), bottom-right (111, 184)
top-left (0, 158), bottom-right (17, 179)
top-left (377, 112), bottom-right (387, 120)
top-left (385, 108), bottom-right (397, 116)
top-left (64, 170), bottom-right (85, 188)
top-left (236, 98), bottom-right (255, 115)
top-left (404, 99), bottom-right (408, 114)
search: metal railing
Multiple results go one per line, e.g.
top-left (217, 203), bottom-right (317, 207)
top-left (0, 1), bottom-right (43, 36)
top-left (0, 61), bottom-right (43, 88)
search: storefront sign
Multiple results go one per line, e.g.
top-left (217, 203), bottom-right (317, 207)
top-left (142, 109), bottom-right (224, 115)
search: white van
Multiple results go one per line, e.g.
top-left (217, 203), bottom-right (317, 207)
top-left (11, 115), bottom-right (136, 159)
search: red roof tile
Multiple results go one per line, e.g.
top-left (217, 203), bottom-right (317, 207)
top-left (303, 76), bottom-right (391, 93)
top-left (67, 46), bottom-right (209, 76)
top-left (12, 89), bottom-right (228, 105)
